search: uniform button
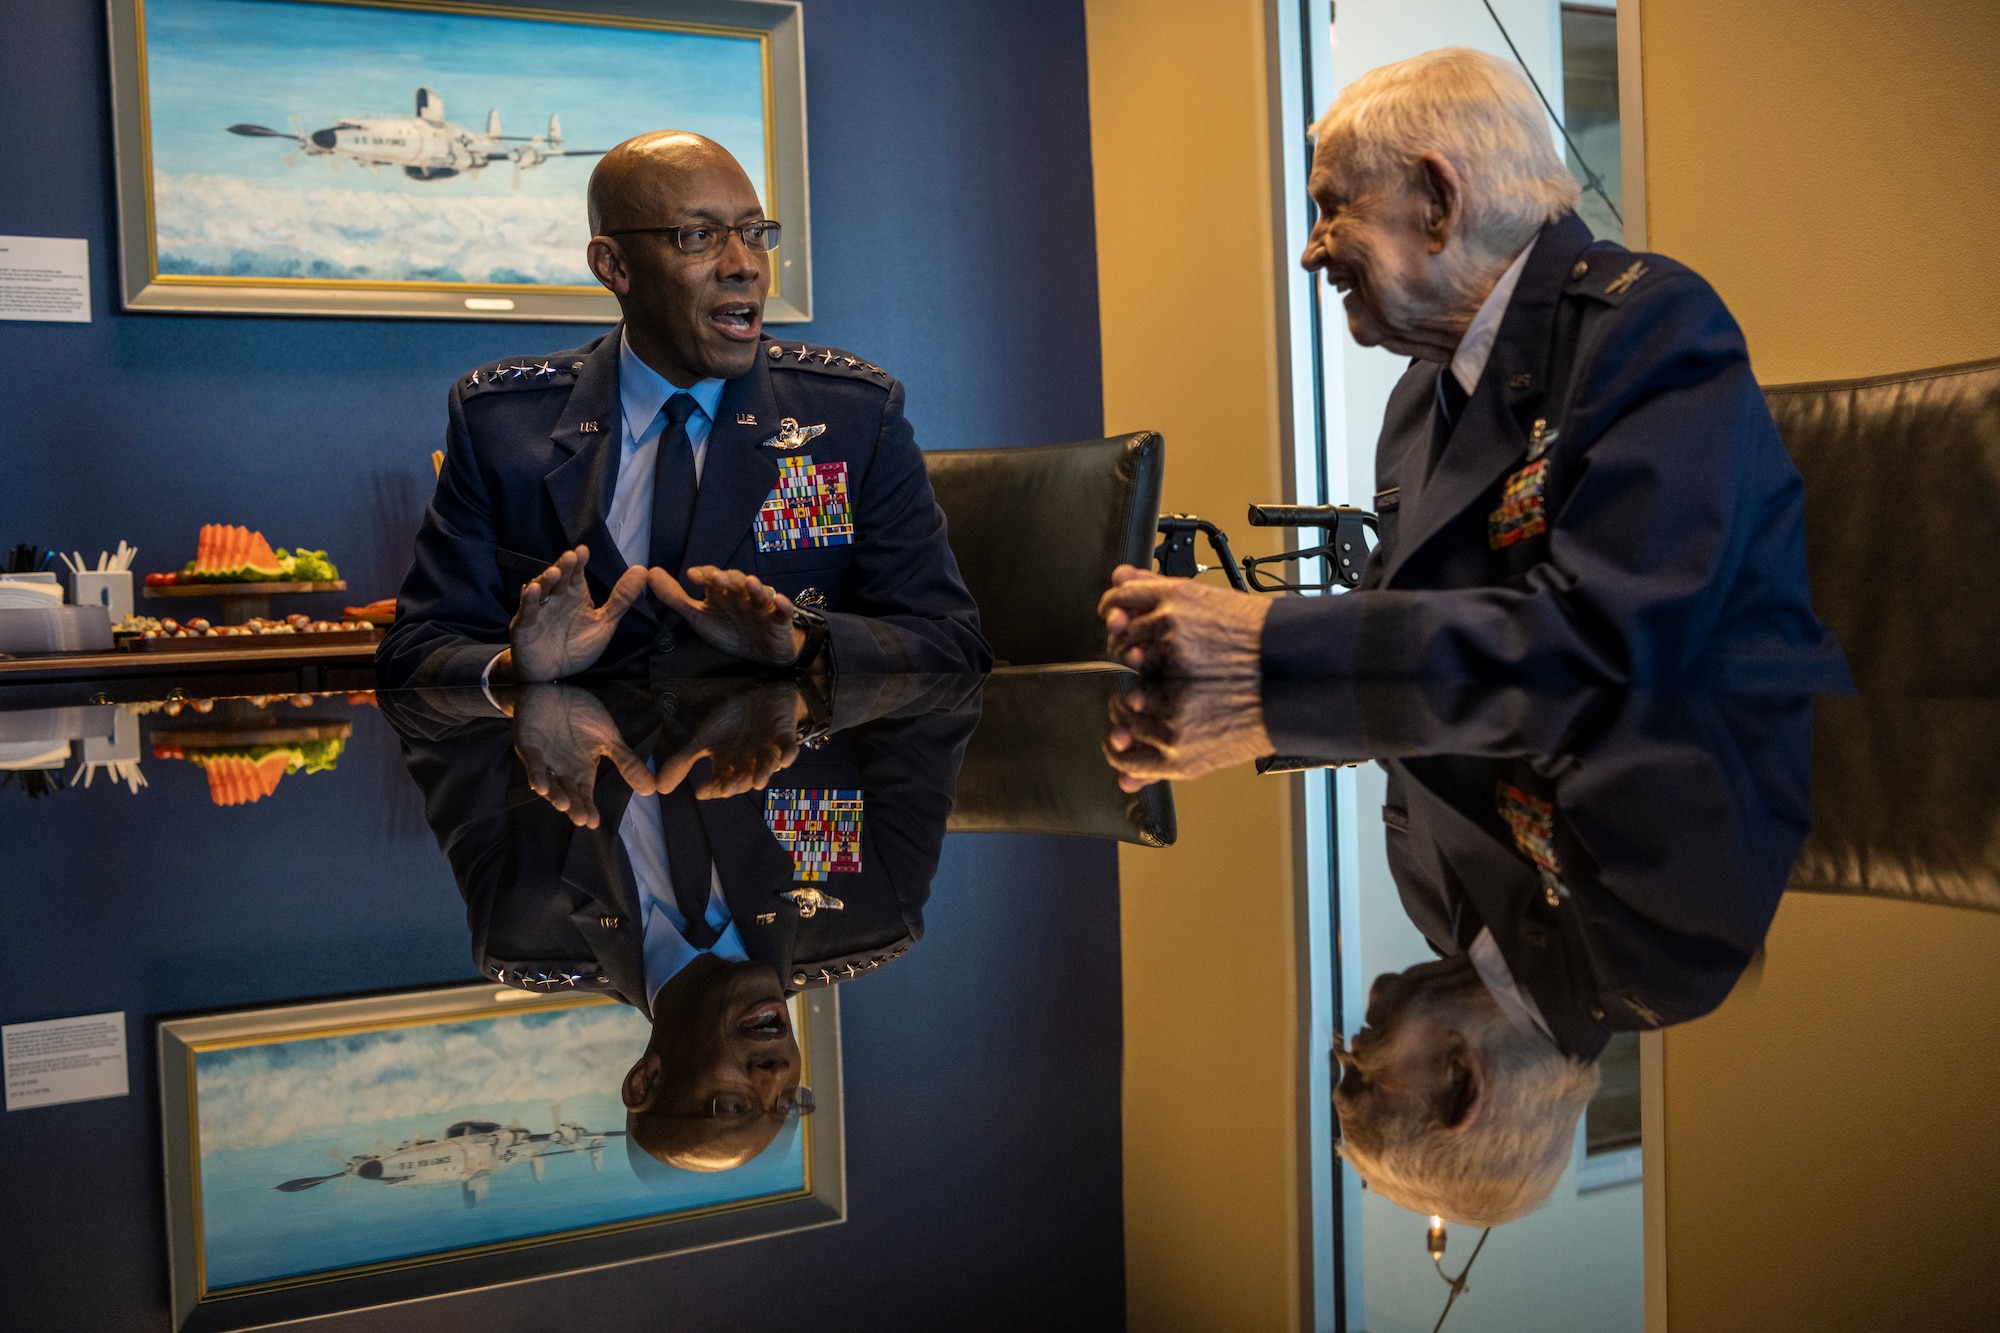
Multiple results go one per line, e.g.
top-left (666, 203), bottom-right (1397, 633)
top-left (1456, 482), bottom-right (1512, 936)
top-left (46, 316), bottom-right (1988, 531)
top-left (793, 972), bottom-right (808, 986)
top-left (768, 344), bottom-right (784, 359)
top-left (1589, 1006), bottom-right (1606, 1021)
top-left (1545, 886), bottom-right (1562, 907)
top-left (1571, 259), bottom-right (1589, 280)
top-left (654, 629), bottom-right (676, 652)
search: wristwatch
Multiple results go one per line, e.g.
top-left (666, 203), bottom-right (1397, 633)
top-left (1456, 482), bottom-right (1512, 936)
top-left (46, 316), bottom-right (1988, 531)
top-left (790, 603), bottom-right (829, 671)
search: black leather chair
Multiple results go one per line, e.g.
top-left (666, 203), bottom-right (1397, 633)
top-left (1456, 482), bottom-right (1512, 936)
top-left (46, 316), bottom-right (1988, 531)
top-left (1766, 354), bottom-right (2000, 695)
top-left (924, 432), bottom-right (1165, 666)
top-left (1766, 355), bottom-right (2000, 913)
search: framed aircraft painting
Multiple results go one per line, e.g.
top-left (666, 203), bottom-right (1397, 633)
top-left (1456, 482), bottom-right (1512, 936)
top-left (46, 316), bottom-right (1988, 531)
top-left (106, 0), bottom-right (812, 322)
top-left (158, 982), bottom-right (843, 1332)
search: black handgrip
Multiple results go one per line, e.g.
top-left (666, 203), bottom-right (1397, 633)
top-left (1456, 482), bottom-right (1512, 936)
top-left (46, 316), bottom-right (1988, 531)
top-left (1247, 504), bottom-right (1350, 528)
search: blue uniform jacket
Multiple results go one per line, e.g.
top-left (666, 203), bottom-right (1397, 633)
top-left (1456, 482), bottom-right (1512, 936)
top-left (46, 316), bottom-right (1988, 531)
top-left (379, 329), bottom-right (990, 690)
top-left (1263, 682), bottom-right (1814, 1059)
top-left (1263, 212), bottom-right (1851, 691)
top-left (383, 675), bottom-right (980, 1007)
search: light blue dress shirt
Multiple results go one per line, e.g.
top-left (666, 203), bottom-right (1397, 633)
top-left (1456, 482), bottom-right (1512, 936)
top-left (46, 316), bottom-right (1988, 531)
top-left (626, 776), bottom-right (750, 1007)
top-left (605, 331), bottom-right (728, 569)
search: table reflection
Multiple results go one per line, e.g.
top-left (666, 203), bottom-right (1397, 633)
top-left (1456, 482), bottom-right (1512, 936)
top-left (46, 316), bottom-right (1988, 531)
top-left (1112, 679), bottom-right (1811, 1231)
top-left (382, 675), bottom-right (979, 1177)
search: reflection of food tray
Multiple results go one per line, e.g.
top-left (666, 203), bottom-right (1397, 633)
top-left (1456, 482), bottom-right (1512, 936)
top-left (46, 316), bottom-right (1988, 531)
top-left (143, 581), bottom-right (347, 598)
top-left (122, 627), bottom-right (378, 653)
top-left (150, 722), bottom-right (354, 748)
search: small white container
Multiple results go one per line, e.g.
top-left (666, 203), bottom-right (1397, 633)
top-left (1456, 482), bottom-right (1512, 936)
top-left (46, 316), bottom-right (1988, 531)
top-left (69, 570), bottom-right (134, 623)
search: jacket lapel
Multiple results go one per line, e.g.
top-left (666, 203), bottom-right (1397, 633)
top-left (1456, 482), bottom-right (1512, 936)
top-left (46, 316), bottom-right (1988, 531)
top-left (559, 766), bottom-right (651, 1010)
top-left (543, 327), bottom-right (636, 603)
top-left (683, 353), bottom-right (783, 575)
top-left (1379, 214), bottom-right (1597, 587)
top-left (700, 787), bottom-right (807, 983)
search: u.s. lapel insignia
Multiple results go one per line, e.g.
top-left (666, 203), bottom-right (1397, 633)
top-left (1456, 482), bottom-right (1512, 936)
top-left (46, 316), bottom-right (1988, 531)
top-left (577, 420), bottom-right (600, 433)
top-left (737, 413), bottom-right (758, 426)
top-left (758, 417), bottom-right (827, 451)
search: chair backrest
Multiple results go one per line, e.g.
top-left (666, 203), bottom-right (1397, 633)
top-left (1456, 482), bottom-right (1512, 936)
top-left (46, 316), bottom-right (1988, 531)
top-left (1765, 355), bottom-right (2000, 693)
top-left (924, 432), bottom-right (1164, 666)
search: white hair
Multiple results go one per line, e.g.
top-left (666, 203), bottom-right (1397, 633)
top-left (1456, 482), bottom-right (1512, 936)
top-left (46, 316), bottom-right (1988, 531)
top-left (1312, 48), bottom-right (1581, 259)
top-left (1337, 1016), bottom-right (1600, 1226)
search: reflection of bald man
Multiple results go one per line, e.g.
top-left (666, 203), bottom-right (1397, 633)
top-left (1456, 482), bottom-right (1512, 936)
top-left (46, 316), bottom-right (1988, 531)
top-left (381, 130), bottom-right (987, 692)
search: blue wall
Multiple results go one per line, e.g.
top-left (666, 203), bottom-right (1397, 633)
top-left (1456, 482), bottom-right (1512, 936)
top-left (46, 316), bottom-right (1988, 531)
top-left (0, 0), bottom-right (1104, 603)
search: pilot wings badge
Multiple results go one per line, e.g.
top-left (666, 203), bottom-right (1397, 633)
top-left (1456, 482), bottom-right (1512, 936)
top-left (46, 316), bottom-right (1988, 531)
top-left (758, 417), bottom-right (827, 450)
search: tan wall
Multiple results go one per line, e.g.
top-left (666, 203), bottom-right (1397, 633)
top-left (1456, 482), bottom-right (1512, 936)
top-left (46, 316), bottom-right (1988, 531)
top-left (1640, 0), bottom-right (2000, 384)
top-left (1086, 1), bottom-right (1304, 1328)
top-left (1658, 894), bottom-right (2000, 1333)
top-left (1640, 4), bottom-right (2000, 1327)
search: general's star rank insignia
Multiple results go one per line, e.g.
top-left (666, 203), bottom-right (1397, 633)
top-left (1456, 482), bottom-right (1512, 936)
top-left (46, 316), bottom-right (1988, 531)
top-left (757, 417), bottom-right (828, 450)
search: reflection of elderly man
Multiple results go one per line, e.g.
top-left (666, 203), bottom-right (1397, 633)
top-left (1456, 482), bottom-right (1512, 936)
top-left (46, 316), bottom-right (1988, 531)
top-left (1102, 49), bottom-right (1847, 690)
top-left (1335, 959), bottom-right (1597, 1225)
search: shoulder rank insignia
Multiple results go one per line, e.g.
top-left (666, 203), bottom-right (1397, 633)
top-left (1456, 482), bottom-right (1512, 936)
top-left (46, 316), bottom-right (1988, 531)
top-left (765, 342), bottom-right (892, 381)
top-left (1604, 260), bottom-right (1649, 295)
top-left (758, 417), bottom-right (827, 450)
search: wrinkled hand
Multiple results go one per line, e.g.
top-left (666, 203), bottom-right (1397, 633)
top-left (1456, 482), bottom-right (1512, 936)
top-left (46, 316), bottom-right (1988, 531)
top-left (648, 566), bottom-right (806, 667)
top-left (513, 684), bottom-right (653, 827)
top-left (508, 546), bottom-right (647, 683)
top-left (654, 681), bottom-right (809, 800)
top-left (1104, 676), bottom-right (1276, 791)
top-left (1098, 565), bottom-right (1270, 677)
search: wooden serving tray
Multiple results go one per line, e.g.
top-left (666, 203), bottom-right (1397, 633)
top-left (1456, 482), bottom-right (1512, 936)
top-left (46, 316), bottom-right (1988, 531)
top-left (142, 581), bottom-right (347, 597)
top-left (122, 627), bottom-right (378, 653)
top-left (150, 721), bottom-right (354, 747)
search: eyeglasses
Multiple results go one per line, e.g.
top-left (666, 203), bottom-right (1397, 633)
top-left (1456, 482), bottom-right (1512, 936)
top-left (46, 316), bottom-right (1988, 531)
top-left (604, 220), bottom-right (782, 255)
top-left (705, 1086), bottom-right (814, 1120)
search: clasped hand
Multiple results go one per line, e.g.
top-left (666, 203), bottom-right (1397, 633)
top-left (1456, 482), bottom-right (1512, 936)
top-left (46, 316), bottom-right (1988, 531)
top-left (506, 545), bottom-right (805, 683)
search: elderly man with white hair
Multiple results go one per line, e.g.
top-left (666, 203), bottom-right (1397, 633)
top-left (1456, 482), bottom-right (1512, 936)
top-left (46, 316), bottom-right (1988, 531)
top-left (1100, 48), bottom-right (1849, 690)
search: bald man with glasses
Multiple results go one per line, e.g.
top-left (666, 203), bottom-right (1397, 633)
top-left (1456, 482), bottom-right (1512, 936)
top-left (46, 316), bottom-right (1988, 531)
top-left (381, 131), bottom-right (989, 692)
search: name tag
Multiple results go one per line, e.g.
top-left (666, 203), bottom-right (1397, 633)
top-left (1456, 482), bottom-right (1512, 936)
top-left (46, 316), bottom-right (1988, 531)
top-left (1487, 458), bottom-right (1549, 549)
top-left (765, 788), bottom-right (863, 881)
top-left (755, 455), bottom-right (854, 552)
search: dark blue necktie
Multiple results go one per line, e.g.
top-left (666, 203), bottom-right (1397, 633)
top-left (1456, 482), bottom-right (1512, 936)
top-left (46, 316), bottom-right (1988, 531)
top-left (660, 784), bottom-right (721, 950)
top-left (647, 393), bottom-right (700, 573)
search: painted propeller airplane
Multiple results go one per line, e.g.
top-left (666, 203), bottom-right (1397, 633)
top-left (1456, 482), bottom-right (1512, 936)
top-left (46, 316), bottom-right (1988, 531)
top-left (227, 87), bottom-right (606, 187)
top-left (274, 1106), bottom-right (625, 1208)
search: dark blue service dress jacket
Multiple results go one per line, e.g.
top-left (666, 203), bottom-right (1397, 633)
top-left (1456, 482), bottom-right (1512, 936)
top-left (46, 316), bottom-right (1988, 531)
top-left (1264, 212), bottom-right (1851, 691)
top-left (383, 674), bottom-right (980, 1009)
top-left (1264, 682), bottom-right (1814, 1060)
top-left (378, 328), bottom-right (990, 690)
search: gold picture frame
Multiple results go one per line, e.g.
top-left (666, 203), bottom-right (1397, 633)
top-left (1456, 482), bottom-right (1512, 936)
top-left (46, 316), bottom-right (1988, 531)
top-left (107, 0), bottom-right (813, 322)
top-left (158, 982), bottom-right (842, 1332)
